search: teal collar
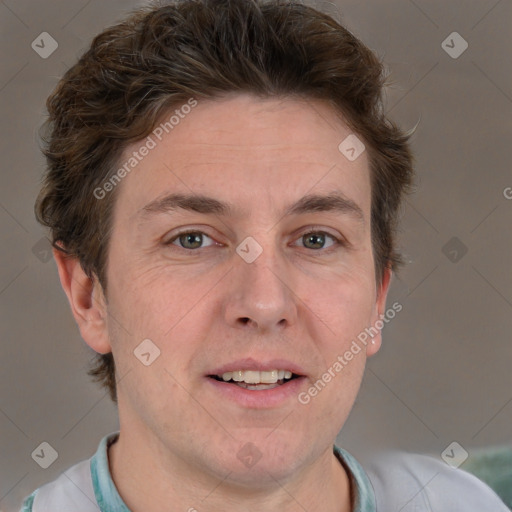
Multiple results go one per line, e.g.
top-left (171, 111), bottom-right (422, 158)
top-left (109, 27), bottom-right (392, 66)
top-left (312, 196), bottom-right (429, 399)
top-left (90, 432), bottom-right (130, 512)
top-left (90, 432), bottom-right (376, 511)
top-left (334, 444), bottom-right (376, 511)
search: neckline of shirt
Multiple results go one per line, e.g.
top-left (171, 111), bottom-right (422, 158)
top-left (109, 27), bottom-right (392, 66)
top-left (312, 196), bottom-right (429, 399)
top-left (90, 431), bottom-right (376, 512)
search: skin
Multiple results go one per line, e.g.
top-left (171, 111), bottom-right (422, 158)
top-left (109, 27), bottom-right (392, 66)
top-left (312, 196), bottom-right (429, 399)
top-left (54, 93), bottom-right (391, 512)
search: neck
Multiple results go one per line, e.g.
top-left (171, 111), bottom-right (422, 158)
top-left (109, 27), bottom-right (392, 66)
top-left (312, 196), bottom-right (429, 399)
top-left (108, 430), bottom-right (352, 512)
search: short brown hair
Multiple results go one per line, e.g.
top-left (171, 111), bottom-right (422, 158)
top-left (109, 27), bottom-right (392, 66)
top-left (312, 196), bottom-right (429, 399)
top-left (35, 0), bottom-right (414, 404)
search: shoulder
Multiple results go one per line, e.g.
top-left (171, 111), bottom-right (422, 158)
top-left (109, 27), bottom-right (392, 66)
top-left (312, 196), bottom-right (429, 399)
top-left (19, 457), bottom-right (98, 512)
top-left (363, 450), bottom-right (509, 511)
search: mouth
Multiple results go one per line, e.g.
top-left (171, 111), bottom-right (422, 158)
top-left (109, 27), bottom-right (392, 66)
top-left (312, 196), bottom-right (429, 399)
top-left (208, 369), bottom-right (302, 391)
top-left (205, 358), bottom-right (308, 407)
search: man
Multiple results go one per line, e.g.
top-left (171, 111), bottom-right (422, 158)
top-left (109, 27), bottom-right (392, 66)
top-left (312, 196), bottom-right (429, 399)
top-left (20, 0), bottom-right (508, 510)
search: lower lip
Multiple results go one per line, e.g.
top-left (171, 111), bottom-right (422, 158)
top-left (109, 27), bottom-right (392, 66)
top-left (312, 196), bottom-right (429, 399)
top-left (205, 376), bottom-right (307, 408)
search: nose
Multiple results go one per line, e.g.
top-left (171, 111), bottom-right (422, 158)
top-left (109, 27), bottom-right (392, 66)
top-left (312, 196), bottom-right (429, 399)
top-left (223, 238), bottom-right (298, 333)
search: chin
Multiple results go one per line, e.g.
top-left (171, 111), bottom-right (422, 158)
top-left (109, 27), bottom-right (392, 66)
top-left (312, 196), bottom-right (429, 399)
top-left (211, 434), bottom-right (306, 485)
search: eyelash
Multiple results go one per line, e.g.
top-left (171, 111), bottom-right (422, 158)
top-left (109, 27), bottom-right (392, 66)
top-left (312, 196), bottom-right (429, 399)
top-left (164, 228), bottom-right (345, 254)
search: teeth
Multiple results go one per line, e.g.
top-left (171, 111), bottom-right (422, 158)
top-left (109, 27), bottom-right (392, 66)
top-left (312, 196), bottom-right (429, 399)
top-left (232, 370), bottom-right (244, 382)
top-left (235, 382), bottom-right (281, 390)
top-left (220, 369), bottom-right (294, 384)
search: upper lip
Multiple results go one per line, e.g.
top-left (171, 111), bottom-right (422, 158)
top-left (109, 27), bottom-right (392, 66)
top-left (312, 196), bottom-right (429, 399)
top-left (208, 358), bottom-right (306, 377)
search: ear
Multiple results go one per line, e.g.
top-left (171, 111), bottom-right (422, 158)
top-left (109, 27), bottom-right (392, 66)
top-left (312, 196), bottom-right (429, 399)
top-left (366, 264), bottom-right (393, 357)
top-left (53, 247), bottom-right (112, 354)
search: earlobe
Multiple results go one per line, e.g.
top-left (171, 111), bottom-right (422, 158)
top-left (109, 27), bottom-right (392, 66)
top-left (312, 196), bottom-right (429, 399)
top-left (53, 247), bottom-right (112, 354)
top-left (366, 265), bottom-right (393, 357)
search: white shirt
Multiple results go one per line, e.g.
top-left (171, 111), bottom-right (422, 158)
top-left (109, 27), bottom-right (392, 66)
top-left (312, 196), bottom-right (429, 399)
top-left (19, 431), bottom-right (508, 511)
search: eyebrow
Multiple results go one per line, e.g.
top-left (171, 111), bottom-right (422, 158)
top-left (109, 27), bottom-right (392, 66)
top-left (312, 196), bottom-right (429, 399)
top-left (140, 191), bottom-right (365, 223)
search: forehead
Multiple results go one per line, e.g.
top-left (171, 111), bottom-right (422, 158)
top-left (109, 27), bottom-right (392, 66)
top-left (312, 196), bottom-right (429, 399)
top-left (115, 93), bottom-right (371, 221)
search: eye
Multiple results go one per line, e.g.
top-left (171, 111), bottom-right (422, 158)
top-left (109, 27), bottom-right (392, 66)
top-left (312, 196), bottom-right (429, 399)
top-left (164, 228), bottom-right (343, 252)
top-left (165, 231), bottom-right (217, 250)
top-left (293, 230), bottom-right (342, 251)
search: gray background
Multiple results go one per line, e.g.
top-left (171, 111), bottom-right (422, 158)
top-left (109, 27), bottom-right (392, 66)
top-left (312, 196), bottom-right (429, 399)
top-left (1, 0), bottom-right (511, 510)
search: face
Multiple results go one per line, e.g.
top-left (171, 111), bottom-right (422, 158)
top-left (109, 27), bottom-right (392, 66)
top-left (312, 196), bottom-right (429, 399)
top-left (85, 93), bottom-right (390, 484)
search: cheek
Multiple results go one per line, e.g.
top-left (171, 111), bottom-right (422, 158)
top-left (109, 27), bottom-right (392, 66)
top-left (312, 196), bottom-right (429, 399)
top-left (304, 267), bottom-right (376, 341)
top-left (107, 255), bottom-right (207, 336)
top-left (104, 258), bottom-right (218, 394)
